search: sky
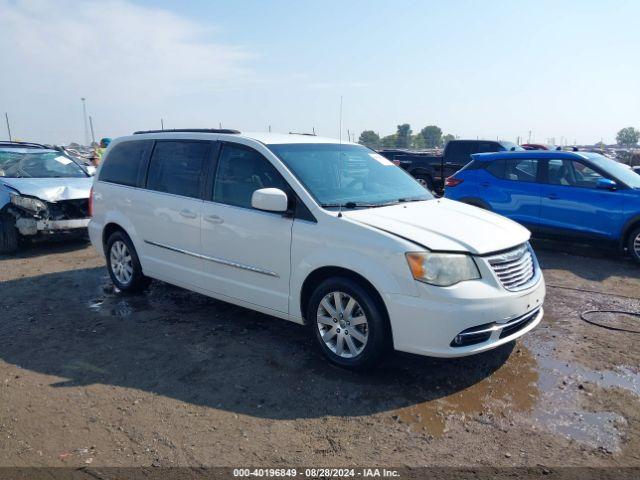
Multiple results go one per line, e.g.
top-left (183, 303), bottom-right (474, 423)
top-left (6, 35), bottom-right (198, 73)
top-left (0, 0), bottom-right (638, 145)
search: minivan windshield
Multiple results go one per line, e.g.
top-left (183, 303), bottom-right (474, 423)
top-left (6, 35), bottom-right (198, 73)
top-left (268, 143), bottom-right (432, 207)
top-left (582, 152), bottom-right (640, 188)
top-left (0, 150), bottom-right (87, 178)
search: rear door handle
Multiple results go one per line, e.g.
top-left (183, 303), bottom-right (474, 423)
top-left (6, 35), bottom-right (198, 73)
top-left (480, 181), bottom-right (490, 187)
top-left (547, 193), bottom-right (559, 200)
top-left (204, 214), bottom-right (224, 224)
top-left (179, 209), bottom-right (198, 219)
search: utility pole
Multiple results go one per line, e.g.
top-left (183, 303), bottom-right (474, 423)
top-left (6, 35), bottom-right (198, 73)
top-left (528, 130), bottom-right (532, 144)
top-left (4, 113), bottom-right (11, 141)
top-left (161, 118), bottom-right (164, 130)
top-left (81, 97), bottom-right (90, 145)
top-left (89, 116), bottom-right (96, 144)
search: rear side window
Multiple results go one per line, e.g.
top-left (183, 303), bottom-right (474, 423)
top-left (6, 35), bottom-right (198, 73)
top-left (486, 158), bottom-right (539, 182)
top-left (146, 141), bottom-right (209, 199)
top-left (485, 160), bottom-right (506, 178)
top-left (476, 142), bottom-right (499, 153)
top-left (213, 144), bottom-right (289, 209)
top-left (99, 141), bottom-right (150, 187)
top-left (446, 142), bottom-right (471, 160)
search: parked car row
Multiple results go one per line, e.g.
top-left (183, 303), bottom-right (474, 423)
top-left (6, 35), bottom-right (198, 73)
top-left (378, 139), bottom-right (523, 194)
top-left (444, 150), bottom-right (640, 263)
top-left (3, 128), bottom-right (636, 370)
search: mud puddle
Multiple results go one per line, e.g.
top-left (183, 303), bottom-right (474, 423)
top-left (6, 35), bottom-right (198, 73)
top-left (394, 315), bottom-right (639, 451)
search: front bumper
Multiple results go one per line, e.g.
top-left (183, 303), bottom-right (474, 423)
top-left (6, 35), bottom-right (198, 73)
top-left (385, 274), bottom-right (545, 358)
top-left (16, 217), bottom-right (90, 236)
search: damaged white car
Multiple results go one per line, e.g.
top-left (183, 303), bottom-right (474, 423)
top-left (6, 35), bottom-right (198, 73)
top-left (0, 142), bottom-right (93, 254)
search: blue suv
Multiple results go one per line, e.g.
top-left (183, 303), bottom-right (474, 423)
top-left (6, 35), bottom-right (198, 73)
top-left (444, 150), bottom-right (640, 263)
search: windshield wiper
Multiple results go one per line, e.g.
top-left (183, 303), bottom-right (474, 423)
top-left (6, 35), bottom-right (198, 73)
top-left (321, 200), bottom-right (400, 209)
top-left (398, 197), bottom-right (428, 203)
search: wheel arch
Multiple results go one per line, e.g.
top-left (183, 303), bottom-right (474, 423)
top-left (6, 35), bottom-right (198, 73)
top-left (300, 266), bottom-right (391, 331)
top-left (102, 222), bottom-right (130, 248)
top-left (409, 167), bottom-right (435, 178)
top-left (621, 214), bottom-right (640, 251)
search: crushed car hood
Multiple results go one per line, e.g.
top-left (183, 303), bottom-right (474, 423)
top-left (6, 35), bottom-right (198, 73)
top-left (0, 177), bottom-right (93, 202)
top-left (342, 198), bottom-right (531, 255)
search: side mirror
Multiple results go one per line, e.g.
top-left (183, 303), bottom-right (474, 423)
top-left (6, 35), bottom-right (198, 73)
top-left (85, 165), bottom-right (97, 176)
top-left (596, 178), bottom-right (617, 190)
top-left (251, 188), bottom-right (288, 212)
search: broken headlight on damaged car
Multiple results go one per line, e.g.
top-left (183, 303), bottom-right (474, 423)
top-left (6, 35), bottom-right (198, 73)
top-left (406, 251), bottom-right (480, 287)
top-left (9, 193), bottom-right (48, 215)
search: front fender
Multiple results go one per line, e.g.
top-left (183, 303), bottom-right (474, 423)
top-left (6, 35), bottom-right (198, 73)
top-left (289, 217), bottom-right (420, 320)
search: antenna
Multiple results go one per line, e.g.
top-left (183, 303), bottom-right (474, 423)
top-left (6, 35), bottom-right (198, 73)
top-left (5, 113), bottom-right (12, 141)
top-left (338, 96), bottom-right (343, 218)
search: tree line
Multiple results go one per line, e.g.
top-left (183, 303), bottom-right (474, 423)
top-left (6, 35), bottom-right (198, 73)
top-left (359, 125), bottom-right (640, 151)
top-left (616, 127), bottom-right (640, 147)
top-left (358, 124), bottom-right (456, 150)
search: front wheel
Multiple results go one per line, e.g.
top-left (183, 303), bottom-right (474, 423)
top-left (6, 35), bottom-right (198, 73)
top-left (628, 226), bottom-right (640, 264)
top-left (105, 231), bottom-right (150, 292)
top-left (0, 213), bottom-right (19, 255)
top-left (307, 277), bottom-right (390, 370)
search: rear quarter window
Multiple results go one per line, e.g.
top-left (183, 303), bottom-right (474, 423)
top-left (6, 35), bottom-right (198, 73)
top-left (146, 141), bottom-right (209, 199)
top-left (99, 140), bottom-right (152, 187)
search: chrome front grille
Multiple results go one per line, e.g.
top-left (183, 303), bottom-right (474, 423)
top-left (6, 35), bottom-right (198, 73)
top-left (487, 243), bottom-right (537, 291)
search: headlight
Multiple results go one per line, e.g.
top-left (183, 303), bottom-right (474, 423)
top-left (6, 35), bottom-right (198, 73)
top-left (10, 194), bottom-right (47, 214)
top-left (406, 251), bottom-right (480, 287)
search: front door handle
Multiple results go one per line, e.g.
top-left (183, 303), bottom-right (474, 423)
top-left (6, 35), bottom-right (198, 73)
top-left (204, 214), bottom-right (224, 224)
top-left (480, 181), bottom-right (490, 187)
top-left (179, 209), bottom-right (198, 219)
top-left (547, 193), bottom-right (559, 200)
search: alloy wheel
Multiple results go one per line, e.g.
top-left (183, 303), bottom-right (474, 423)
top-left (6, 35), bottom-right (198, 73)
top-left (316, 291), bottom-right (369, 358)
top-left (110, 240), bottom-right (133, 285)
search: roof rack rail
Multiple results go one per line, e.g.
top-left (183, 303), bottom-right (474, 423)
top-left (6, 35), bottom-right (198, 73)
top-left (133, 128), bottom-right (241, 135)
top-left (288, 132), bottom-right (317, 136)
top-left (0, 140), bottom-right (49, 149)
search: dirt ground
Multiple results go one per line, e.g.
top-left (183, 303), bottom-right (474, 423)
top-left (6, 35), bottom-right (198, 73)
top-left (0, 238), bottom-right (638, 469)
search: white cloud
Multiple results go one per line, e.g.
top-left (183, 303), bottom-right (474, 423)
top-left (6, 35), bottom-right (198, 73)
top-left (0, 0), bottom-right (252, 142)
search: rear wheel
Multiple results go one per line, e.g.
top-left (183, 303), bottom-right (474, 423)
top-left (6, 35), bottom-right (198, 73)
top-left (414, 174), bottom-right (434, 192)
top-left (307, 277), bottom-right (390, 370)
top-left (628, 226), bottom-right (640, 264)
top-left (105, 231), bottom-right (150, 292)
top-left (0, 213), bottom-right (19, 255)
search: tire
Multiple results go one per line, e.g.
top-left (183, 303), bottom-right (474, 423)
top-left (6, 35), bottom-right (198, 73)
top-left (414, 174), bottom-right (434, 192)
top-left (105, 230), bottom-right (150, 293)
top-left (628, 226), bottom-right (640, 264)
top-left (307, 276), bottom-right (390, 370)
top-left (0, 213), bottom-right (19, 255)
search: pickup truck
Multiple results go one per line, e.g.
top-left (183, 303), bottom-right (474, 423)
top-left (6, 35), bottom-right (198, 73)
top-left (379, 140), bottom-right (523, 193)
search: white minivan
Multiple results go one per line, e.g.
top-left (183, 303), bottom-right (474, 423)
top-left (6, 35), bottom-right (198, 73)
top-left (89, 129), bottom-right (545, 370)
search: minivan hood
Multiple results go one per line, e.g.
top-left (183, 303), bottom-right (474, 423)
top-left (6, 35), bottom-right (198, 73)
top-left (0, 177), bottom-right (92, 202)
top-left (342, 198), bottom-right (530, 255)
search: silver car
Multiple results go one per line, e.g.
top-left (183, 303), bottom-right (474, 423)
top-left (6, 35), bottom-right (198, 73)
top-left (0, 142), bottom-right (93, 254)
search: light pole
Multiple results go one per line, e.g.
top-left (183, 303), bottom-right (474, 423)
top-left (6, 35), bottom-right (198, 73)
top-left (81, 97), bottom-right (90, 145)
